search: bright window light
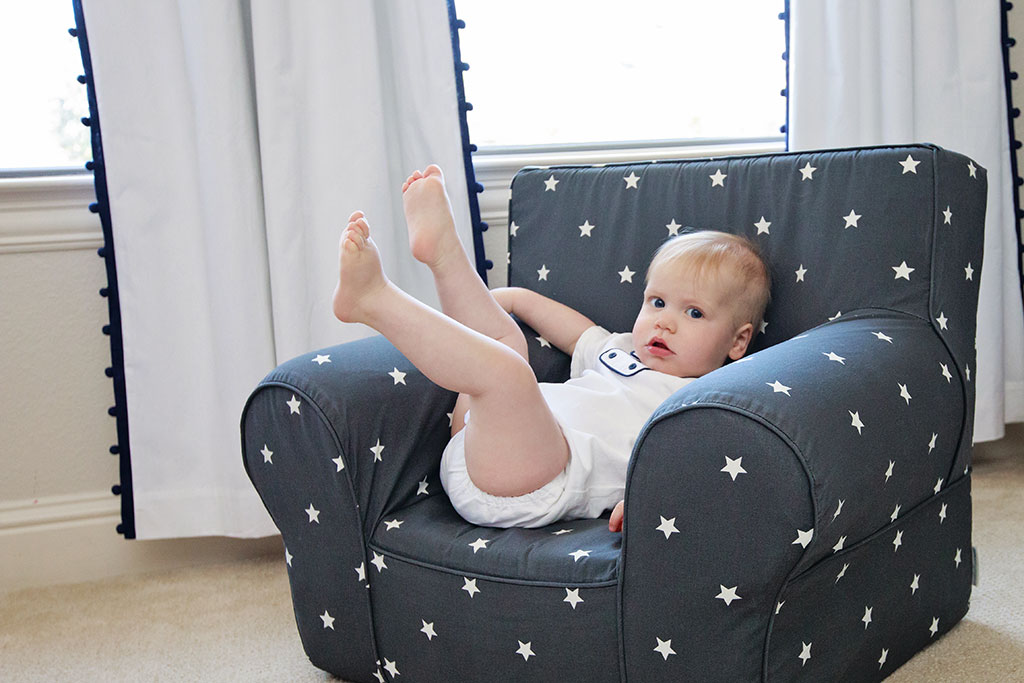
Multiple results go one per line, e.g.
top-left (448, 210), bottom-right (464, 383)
top-left (0, 1), bottom-right (90, 171)
top-left (455, 0), bottom-right (787, 148)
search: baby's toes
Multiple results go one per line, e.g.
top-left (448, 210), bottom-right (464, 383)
top-left (347, 210), bottom-right (364, 222)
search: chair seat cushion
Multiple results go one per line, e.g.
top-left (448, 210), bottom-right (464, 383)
top-left (370, 494), bottom-right (620, 585)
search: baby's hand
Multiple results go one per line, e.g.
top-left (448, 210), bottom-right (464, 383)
top-left (609, 500), bottom-right (625, 532)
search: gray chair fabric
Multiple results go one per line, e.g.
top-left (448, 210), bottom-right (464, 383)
top-left (241, 144), bottom-right (985, 682)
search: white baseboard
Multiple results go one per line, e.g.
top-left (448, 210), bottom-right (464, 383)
top-left (0, 491), bottom-right (283, 593)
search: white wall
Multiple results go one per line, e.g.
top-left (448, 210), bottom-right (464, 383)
top-left (2, 11), bottom-right (1023, 592)
top-left (0, 176), bottom-right (278, 593)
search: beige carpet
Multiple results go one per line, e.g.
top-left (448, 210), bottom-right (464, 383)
top-left (2, 430), bottom-right (1022, 682)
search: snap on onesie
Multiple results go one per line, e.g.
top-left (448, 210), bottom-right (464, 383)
top-left (440, 325), bottom-right (694, 528)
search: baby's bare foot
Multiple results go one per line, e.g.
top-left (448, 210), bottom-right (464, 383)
top-left (401, 165), bottom-right (463, 270)
top-left (332, 213), bottom-right (389, 323)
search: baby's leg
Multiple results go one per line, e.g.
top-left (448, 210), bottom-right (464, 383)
top-left (402, 166), bottom-right (528, 360)
top-left (333, 215), bottom-right (569, 498)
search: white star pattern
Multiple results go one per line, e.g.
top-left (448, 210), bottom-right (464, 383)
top-left (833, 499), bottom-right (845, 519)
top-left (754, 216), bottom-right (771, 235)
top-left (666, 219), bottom-right (682, 236)
top-left (516, 641), bottom-right (535, 661)
top-left (536, 336), bottom-right (551, 348)
top-left (509, 221), bottom-right (519, 237)
top-left (899, 383), bottom-right (912, 404)
top-left (891, 504), bottom-right (901, 522)
top-left (570, 549), bottom-right (591, 562)
top-left (383, 659), bottom-right (400, 678)
top-left (564, 588), bottom-right (584, 609)
top-left (941, 363), bottom-right (953, 383)
top-left (552, 529), bottom-right (573, 536)
top-left (709, 169), bottom-right (727, 187)
top-left (862, 606), bottom-right (873, 629)
top-left (384, 519), bottom-right (403, 531)
top-left (416, 477), bottom-right (430, 495)
top-left (654, 638), bottom-right (676, 660)
top-left (873, 331), bottom-right (894, 343)
top-left (373, 670), bottom-right (384, 683)
top-left (929, 433), bottom-right (938, 453)
top-left (955, 548), bottom-right (963, 568)
top-left (287, 395), bottom-right (301, 414)
top-left (795, 264), bottom-right (807, 282)
top-left (885, 460), bottom-right (895, 482)
top-left (911, 574), bottom-right (920, 594)
top-left (544, 175), bottom-right (559, 191)
top-left (799, 162), bottom-right (817, 180)
top-left (850, 411), bottom-right (865, 434)
top-left (624, 172), bottom-right (640, 189)
top-left (370, 439), bottom-right (385, 462)
top-left (468, 538), bottom-right (489, 553)
top-left (768, 380), bottom-right (792, 396)
top-left (656, 516), bottom-right (680, 539)
top-left (930, 617), bottom-right (940, 637)
top-left (716, 585), bottom-right (742, 606)
top-left (899, 154), bottom-right (921, 174)
top-left (321, 610), bottom-right (335, 630)
top-left (836, 563), bottom-right (849, 583)
top-left (420, 620), bottom-right (437, 640)
top-left (793, 528), bottom-right (814, 548)
top-left (537, 265), bottom-right (550, 281)
top-left (829, 311), bottom-right (843, 321)
top-left (843, 210), bottom-right (861, 228)
top-left (934, 478), bottom-right (944, 495)
top-left (312, 354), bottom-right (331, 365)
top-left (388, 368), bottom-right (407, 385)
top-left (371, 552), bottom-right (387, 572)
top-left (462, 577), bottom-right (480, 597)
top-left (943, 206), bottom-right (953, 225)
top-left (285, 548), bottom-right (293, 566)
top-left (968, 160), bottom-right (978, 177)
top-left (305, 504), bottom-right (320, 523)
top-left (261, 444), bottom-right (273, 464)
top-left (824, 351), bottom-right (846, 364)
top-left (879, 649), bottom-right (889, 669)
top-left (893, 530), bottom-right (904, 552)
top-left (578, 220), bottom-right (595, 237)
top-left (720, 455), bottom-right (748, 481)
top-left (939, 503), bottom-right (948, 523)
top-left (965, 263), bottom-right (974, 280)
top-left (799, 642), bottom-right (812, 666)
top-left (332, 455), bottom-right (345, 472)
top-left (618, 266), bottom-right (635, 283)
top-left (833, 536), bottom-right (846, 553)
top-left (355, 562), bottom-right (366, 582)
top-left (892, 261), bottom-right (915, 280)
top-left (936, 312), bottom-right (949, 330)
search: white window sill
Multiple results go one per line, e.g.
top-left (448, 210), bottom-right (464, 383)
top-left (0, 173), bottom-right (102, 254)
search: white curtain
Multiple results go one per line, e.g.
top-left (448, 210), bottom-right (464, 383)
top-left (82, 0), bottom-right (472, 538)
top-left (789, 0), bottom-right (1024, 442)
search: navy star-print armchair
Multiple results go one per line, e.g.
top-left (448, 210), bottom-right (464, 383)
top-left (241, 144), bottom-right (985, 682)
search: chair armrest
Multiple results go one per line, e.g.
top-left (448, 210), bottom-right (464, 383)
top-left (619, 312), bottom-right (965, 680)
top-left (242, 334), bottom-right (457, 537)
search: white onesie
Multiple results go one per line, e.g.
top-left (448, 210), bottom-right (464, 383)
top-left (440, 325), bottom-right (694, 528)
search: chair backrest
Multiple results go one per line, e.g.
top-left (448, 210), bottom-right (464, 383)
top-left (507, 144), bottom-right (986, 376)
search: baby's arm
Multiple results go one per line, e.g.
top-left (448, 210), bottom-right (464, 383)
top-left (491, 287), bottom-right (595, 356)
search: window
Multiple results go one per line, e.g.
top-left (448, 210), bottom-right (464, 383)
top-left (0, 1), bottom-right (90, 173)
top-left (455, 0), bottom-right (786, 150)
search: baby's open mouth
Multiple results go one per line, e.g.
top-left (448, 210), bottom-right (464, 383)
top-left (646, 338), bottom-right (673, 357)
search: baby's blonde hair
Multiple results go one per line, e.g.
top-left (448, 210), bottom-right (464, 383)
top-left (647, 230), bottom-right (772, 331)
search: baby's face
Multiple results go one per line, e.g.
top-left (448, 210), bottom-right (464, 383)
top-left (631, 262), bottom-right (752, 378)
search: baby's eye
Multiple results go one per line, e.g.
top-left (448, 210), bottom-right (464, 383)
top-left (651, 297), bottom-right (665, 309)
top-left (685, 307), bottom-right (703, 319)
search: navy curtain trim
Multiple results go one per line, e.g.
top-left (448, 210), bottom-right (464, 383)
top-left (781, 1), bottom-right (791, 150)
top-left (446, 0), bottom-right (490, 284)
top-left (71, 0), bottom-right (136, 539)
top-left (1001, 1), bottom-right (1024, 307)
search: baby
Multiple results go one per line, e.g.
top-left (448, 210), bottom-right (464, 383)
top-left (333, 165), bottom-right (771, 531)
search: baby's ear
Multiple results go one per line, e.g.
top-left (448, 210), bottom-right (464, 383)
top-left (728, 323), bottom-right (754, 360)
